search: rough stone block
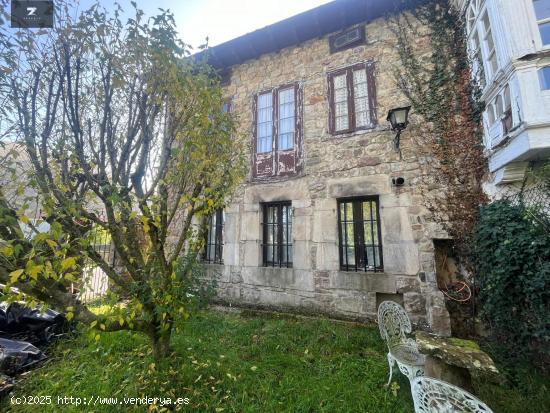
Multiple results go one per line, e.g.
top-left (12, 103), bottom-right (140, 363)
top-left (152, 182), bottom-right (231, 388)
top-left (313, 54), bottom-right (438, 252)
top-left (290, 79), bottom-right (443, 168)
top-left (396, 275), bottom-right (420, 293)
top-left (314, 198), bottom-right (336, 211)
top-left (403, 291), bottom-right (426, 316)
top-left (327, 175), bottom-right (391, 198)
top-left (381, 242), bottom-right (420, 275)
top-left (240, 211), bottom-right (260, 241)
top-left (334, 295), bottom-right (363, 314)
top-left (293, 214), bottom-right (311, 241)
top-left (240, 266), bottom-right (313, 291)
top-left (293, 240), bottom-right (311, 270)
top-left (380, 207), bottom-right (413, 243)
top-left (223, 242), bottom-right (240, 266)
top-left (224, 213), bottom-right (239, 244)
top-left (315, 242), bottom-right (339, 271)
top-left (230, 270), bottom-right (243, 283)
top-left (244, 180), bottom-right (309, 204)
top-left (363, 292), bottom-right (378, 314)
top-left (329, 271), bottom-right (396, 293)
top-left (312, 208), bottom-right (338, 242)
top-left (243, 241), bottom-right (261, 267)
top-left (379, 192), bottom-right (412, 208)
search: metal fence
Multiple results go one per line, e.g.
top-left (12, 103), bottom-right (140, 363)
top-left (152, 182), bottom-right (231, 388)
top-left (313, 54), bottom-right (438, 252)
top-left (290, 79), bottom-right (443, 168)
top-left (505, 183), bottom-right (550, 231)
top-left (79, 224), bottom-right (115, 303)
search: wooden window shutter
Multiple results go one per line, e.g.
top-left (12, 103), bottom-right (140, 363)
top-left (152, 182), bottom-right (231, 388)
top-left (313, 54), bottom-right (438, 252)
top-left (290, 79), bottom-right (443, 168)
top-left (276, 83), bottom-right (302, 177)
top-left (366, 62), bottom-right (377, 127)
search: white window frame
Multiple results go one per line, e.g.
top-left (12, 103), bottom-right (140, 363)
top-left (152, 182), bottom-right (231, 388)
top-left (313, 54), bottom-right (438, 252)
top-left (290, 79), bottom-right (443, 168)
top-left (533, 0), bottom-right (550, 48)
top-left (539, 66), bottom-right (550, 90)
top-left (485, 83), bottom-right (514, 148)
top-left (466, 0), bottom-right (500, 86)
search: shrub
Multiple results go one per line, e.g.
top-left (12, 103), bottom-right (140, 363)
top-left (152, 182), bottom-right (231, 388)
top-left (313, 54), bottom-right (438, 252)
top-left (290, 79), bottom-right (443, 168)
top-left (474, 200), bottom-right (550, 361)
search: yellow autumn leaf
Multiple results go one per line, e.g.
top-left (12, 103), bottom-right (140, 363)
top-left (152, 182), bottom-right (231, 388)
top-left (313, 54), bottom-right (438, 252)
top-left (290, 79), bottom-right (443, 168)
top-left (45, 239), bottom-right (58, 249)
top-left (64, 273), bottom-right (76, 282)
top-left (61, 257), bottom-right (77, 271)
top-left (140, 216), bottom-right (150, 233)
top-left (9, 269), bottom-right (24, 283)
top-left (27, 264), bottom-right (44, 280)
top-left (66, 312), bottom-right (74, 321)
top-left (2, 245), bottom-right (14, 257)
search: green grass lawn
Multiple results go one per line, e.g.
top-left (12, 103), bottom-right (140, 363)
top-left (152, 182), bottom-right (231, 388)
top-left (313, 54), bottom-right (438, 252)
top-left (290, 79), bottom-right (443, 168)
top-left (2, 309), bottom-right (549, 412)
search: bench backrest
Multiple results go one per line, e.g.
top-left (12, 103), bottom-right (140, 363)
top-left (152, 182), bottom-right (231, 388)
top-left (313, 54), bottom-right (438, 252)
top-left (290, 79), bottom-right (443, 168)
top-left (377, 300), bottom-right (412, 349)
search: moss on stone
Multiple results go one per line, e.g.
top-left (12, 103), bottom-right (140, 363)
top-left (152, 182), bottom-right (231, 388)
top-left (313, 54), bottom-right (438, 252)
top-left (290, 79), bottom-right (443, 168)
top-left (448, 337), bottom-right (480, 350)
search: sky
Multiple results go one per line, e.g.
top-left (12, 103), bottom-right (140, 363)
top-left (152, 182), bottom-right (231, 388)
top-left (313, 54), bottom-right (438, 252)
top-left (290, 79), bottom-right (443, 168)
top-left (74, 0), bottom-right (334, 50)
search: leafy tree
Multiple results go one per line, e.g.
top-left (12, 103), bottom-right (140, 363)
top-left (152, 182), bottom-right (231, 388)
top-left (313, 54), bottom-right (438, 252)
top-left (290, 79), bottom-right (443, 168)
top-left (0, 1), bottom-right (245, 359)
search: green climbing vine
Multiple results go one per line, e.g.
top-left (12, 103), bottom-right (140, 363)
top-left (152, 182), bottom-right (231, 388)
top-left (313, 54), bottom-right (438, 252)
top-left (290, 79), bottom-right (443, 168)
top-left (389, 0), bottom-right (488, 272)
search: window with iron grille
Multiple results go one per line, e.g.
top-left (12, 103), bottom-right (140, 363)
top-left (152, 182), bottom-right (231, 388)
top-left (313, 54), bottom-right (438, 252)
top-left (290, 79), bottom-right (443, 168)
top-left (261, 202), bottom-right (292, 267)
top-left (337, 197), bottom-right (383, 272)
top-left (327, 62), bottom-right (376, 135)
top-left (203, 209), bottom-right (224, 264)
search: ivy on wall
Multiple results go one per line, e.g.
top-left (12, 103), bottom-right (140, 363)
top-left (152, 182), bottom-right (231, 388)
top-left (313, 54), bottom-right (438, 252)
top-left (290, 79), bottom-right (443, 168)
top-left (389, 0), bottom-right (488, 271)
top-left (474, 200), bottom-right (550, 362)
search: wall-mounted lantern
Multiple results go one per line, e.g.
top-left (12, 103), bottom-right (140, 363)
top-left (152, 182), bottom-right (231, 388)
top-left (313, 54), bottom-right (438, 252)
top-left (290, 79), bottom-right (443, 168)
top-left (387, 106), bottom-right (411, 151)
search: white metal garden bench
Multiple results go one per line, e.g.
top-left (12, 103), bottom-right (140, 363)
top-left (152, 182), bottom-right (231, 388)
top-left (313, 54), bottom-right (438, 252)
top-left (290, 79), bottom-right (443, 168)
top-left (377, 300), bottom-right (425, 386)
top-left (411, 376), bottom-right (494, 413)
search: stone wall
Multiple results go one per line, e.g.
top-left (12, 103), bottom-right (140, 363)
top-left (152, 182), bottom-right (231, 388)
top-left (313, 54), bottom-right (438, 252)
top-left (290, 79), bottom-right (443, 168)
top-left (205, 14), bottom-right (451, 335)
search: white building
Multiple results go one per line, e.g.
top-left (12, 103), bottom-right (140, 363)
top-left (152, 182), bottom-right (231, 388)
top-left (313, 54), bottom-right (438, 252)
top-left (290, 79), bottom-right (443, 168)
top-left (452, 0), bottom-right (550, 196)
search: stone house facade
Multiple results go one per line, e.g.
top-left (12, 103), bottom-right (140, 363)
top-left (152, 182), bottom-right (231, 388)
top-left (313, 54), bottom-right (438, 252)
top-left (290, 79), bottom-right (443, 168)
top-left (200, 0), bottom-right (451, 335)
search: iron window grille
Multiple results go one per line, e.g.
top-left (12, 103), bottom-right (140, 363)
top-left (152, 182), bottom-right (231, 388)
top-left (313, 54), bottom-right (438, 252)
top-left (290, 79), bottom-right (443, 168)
top-left (203, 209), bottom-right (224, 264)
top-left (261, 201), bottom-right (293, 267)
top-left (337, 197), bottom-right (383, 272)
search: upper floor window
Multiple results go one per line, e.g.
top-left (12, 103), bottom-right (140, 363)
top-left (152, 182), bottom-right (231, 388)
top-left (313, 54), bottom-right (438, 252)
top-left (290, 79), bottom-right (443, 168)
top-left (328, 62), bottom-right (376, 135)
top-left (539, 66), bottom-right (550, 90)
top-left (486, 84), bottom-right (513, 147)
top-left (261, 202), bottom-right (292, 268)
top-left (501, 85), bottom-right (513, 134)
top-left (253, 84), bottom-right (302, 179)
top-left (337, 197), bottom-right (383, 272)
top-left (486, 86), bottom-right (511, 126)
top-left (467, 0), bottom-right (499, 85)
top-left (481, 11), bottom-right (498, 75)
top-left (329, 26), bottom-right (366, 53)
top-left (470, 31), bottom-right (486, 88)
top-left (203, 209), bottom-right (224, 264)
top-left (534, 0), bottom-right (550, 45)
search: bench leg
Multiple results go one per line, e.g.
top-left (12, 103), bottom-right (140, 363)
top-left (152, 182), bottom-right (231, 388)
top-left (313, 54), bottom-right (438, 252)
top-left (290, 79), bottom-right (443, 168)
top-left (385, 352), bottom-right (395, 387)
